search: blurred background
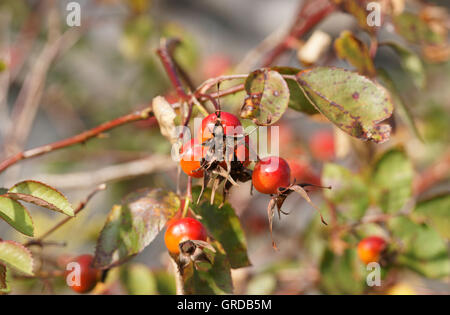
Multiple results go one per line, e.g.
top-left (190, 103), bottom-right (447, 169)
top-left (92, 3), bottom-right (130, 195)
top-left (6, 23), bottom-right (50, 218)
top-left (0, 0), bottom-right (448, 294)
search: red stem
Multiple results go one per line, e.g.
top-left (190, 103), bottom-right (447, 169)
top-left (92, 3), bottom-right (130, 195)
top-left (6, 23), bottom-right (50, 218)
top-left (156, 39), bottom-right (190, 101)
top-left (0, 107), bottom-right (153, 174)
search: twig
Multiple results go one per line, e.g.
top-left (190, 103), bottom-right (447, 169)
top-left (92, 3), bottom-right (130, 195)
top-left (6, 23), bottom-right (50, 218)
top-left (171, 257), bottom-right (185, 295)
top-left (195, 74), bottom-right (248, 96)
top-left (32, 154), bottom-right (176, 189)
top-left (208, 83), bottom-right (245, 99)
top-left (156, 38), bottom-right (190, 101)
top-left (25, 183), bottom-right (106, 247)
top-left (0, 106), bottom-right (153, 174)
top-left (413, 149), bottom-right (450, 196)
top-left (5, 28), bottom-right (81, 157)
top-left (261, 0), bottom-right (336, 67)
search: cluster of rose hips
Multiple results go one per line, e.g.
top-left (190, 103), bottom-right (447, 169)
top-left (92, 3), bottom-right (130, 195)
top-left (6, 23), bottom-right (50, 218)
top-left (176, 111), bottom-right (329, 250)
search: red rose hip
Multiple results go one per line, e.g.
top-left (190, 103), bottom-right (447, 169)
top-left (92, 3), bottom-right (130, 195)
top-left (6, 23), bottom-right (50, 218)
top-left (180, 139), bottom-right (205, 178)
top-left (252, 156), bottom-right (291, 194)
top-left (198, 112), bottom-right (242, 144)
top-left (165, 217), bottom-right (208, 254)
top-left (357, 236), bottom-right (387, 265)
top-left (65, 254), bottom-right (100, 293)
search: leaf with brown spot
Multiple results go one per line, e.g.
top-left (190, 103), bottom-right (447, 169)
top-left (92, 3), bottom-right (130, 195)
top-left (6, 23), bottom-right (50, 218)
top-left (334, 31), bottom-right (376, 77)
top-left (240, 68), bottom-right (290, 125)
top-left (93, 188), bottom-right (180, 269)
top-left (296, 67), bottom-right (394, 143)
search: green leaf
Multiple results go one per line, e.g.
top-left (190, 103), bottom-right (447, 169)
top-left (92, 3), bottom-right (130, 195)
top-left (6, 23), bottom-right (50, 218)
top-left (0, 195), bottom-right (34, 237)
top-left (122, 263), bottom-right (157, 295)
top-left (183, 241), bottom-right (233, 294)
top-left (377, 68), bottom-right (423, 141)
top-left (191, 186), bottom-right (251, 269)
top-left (393, 12), bottom-right (446, 46)
top-left (272, 67), bottom-right (318, 115)
top-left (322, 163), bottom-right (369, 220)
top-left (381, 42), bottom-right (425, 89)
top-left (389, 217), bottom-right (450, 278)
top-left (240, 68), bottom-right (290, 125)
top-left (319, 247), bottom-right (366, 294)
top-left (412, 194), bottom-right (450, 240)
top-left (0, 240), bottom-right (33, 276)
top-left (296, 67), bottom-right (393, 143)
top-left (371, 148), bottom-right (413, 214)
top-left (154, 270), bottom-right (176, 295)
top-left (93, 188), bottom-right (179, 269)
top-left (334, 31), bottom-right (376, 77)
top-left (0, 263), bottom-right (9, 293)
top-left (8, 180), bottom-right (74, 217)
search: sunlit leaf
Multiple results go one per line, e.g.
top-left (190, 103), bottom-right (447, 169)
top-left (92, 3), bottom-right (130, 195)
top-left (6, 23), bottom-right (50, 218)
top-left (0, 195), bottom-right (34, 237)
top-left (296, 67), bottom-right (393, 143)
top-left (412, 194), bottom-right (450, 240)
top-left (0, 240), bottom-right (33, 276)
top-left (371, 148), bottom-right (413, 214)
top-left (322, 163), bottom-right (369, 220)
top-left (8, 181), bottom-right (74, 217)
top-left (241, 68), bottom-right (290, 125)
top-left (93, 188), bottom-right (180, 269)
top-left (334, 31), bottom-right (376, 77)
top-left (191, 187), bottom-right (250, 269)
